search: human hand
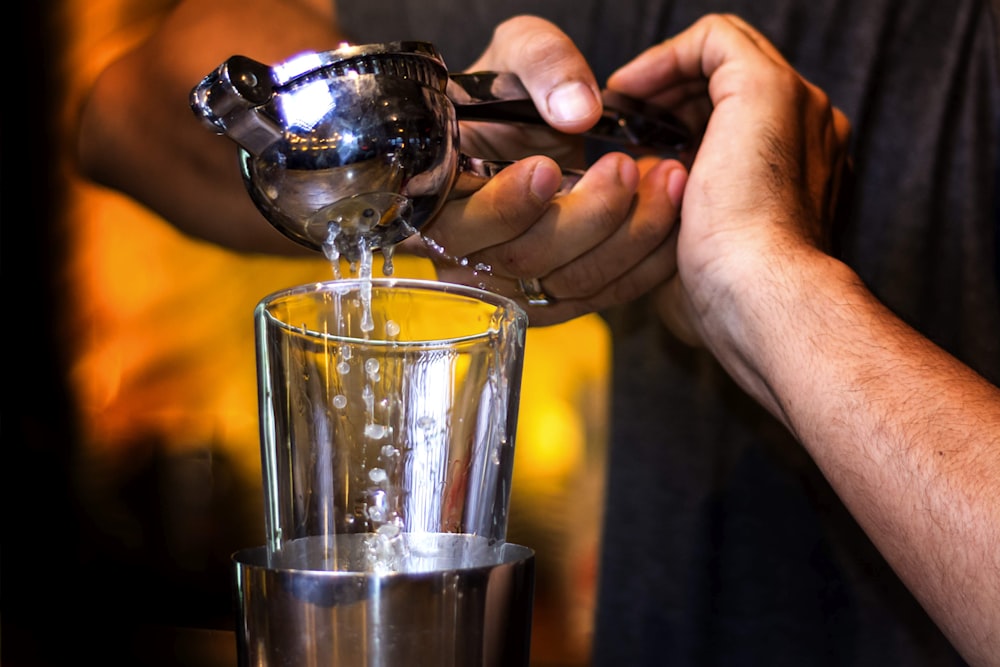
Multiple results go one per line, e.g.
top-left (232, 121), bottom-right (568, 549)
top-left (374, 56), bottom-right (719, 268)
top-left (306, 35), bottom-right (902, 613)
top-left (405, 15), bottom-right (687, 326)
top-left (606, 14), bottom-right (852, 352)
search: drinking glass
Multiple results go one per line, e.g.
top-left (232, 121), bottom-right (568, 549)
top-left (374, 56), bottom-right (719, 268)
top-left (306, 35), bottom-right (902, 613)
top-left (254, 277), bottom-right (528, 561)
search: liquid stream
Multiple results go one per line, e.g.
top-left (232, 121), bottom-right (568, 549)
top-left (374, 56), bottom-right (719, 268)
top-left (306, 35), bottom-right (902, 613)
top-left (316, 220), bottom-right (501, 573)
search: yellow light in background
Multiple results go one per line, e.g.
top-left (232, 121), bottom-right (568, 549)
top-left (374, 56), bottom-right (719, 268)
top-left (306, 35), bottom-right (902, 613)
top-left (517, 318), bottom-right (609, 491)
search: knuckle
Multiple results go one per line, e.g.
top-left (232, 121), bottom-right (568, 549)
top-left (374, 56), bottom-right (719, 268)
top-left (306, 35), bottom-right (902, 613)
top-left (559, 259), bottom-right (612, 297)
top-left (476, 179), bottom-right (543, 239)
top-left (500, 246), bottom-right (544, 277)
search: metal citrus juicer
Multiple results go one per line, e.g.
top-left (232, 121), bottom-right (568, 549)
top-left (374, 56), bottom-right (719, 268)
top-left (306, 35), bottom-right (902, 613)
top-left (190, 40), bottom-right (691, 263)
top-left (189, 42), bottom-right (691, 667)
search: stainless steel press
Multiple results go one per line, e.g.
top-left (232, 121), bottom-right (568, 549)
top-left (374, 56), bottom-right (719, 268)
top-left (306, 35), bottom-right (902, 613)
top-left (191, 41), bottom-right (691, 260)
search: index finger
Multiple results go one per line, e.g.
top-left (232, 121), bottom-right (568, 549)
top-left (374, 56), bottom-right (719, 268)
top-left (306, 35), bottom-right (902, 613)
top-left (606, 14), bottom-right (789, 101)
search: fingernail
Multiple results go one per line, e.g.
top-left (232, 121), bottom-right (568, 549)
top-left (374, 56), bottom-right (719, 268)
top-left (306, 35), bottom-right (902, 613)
top-left (665, 164), bottom-right (687, 209)
top-left (530, 160), bottom-right (562, 201)
top-left (618, 155), bottom-right (640, 189)
top-left (546, 81), bottom-right (601, 123)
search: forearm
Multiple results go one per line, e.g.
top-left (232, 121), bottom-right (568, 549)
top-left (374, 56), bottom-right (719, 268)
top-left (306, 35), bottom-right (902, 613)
top-left (75, 0), bottom-right (343, 253)
top-left (717, 250), bottom-right (1000, 665)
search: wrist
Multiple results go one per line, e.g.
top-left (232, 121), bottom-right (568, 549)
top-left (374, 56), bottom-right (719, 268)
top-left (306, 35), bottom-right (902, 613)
top-left (698, 246), bottom-right (864, 428)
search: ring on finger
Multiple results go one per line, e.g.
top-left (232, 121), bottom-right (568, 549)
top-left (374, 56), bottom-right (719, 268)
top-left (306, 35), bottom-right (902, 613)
top-left (517, 277), bottom-right (556, 306)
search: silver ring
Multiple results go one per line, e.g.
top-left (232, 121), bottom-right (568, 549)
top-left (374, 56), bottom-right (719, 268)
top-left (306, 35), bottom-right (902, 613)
top-left (517, 278), bottom-right (555, 306)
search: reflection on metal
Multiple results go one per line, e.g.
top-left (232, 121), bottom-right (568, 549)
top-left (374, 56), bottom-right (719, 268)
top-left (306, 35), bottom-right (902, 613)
top-left (191, 43), bottom-right (691, 259)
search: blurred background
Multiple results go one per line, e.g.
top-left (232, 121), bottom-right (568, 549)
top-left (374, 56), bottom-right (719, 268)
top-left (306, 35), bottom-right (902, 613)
top-left (4, 3), bottom-right (610, 666)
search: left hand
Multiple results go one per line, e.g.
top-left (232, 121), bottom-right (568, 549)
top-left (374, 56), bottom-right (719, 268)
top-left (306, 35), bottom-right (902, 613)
top-left (400, 16), bottom-right (688, 326)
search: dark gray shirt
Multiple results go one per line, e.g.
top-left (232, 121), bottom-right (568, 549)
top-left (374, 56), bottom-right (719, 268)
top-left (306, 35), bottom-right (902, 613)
top-left (339, 2), bottom-right (999, 664)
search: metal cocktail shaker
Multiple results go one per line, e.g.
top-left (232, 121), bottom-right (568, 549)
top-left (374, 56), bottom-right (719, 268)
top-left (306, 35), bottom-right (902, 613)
top-left (234, 536), bottom-right (534, 667)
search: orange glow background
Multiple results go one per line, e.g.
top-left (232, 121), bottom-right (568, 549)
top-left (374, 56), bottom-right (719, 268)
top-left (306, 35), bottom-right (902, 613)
top-left (51, 2), bottom-right (610, 664)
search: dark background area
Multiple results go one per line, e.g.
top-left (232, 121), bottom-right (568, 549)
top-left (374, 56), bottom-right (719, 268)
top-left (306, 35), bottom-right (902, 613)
top-left (1, 4), bottom-right (133, 665)
top-left (3, 9), bottom-right (240, 661)
top-left (4, 3), bottom-right (83, 664)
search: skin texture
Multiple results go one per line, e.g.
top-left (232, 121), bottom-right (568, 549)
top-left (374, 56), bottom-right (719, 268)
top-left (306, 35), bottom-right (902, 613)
top-left (607, 16), bottom-right (1000, 664)
top-left (74, 7), bottom-right (999, 664)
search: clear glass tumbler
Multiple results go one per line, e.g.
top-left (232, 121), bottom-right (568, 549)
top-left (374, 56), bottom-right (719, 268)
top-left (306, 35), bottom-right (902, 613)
top-left (254, 277), bottom-right (528, 564)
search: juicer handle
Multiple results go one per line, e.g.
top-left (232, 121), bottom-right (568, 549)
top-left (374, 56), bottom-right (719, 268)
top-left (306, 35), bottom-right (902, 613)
top-left (449, 154), bottom-right (583, 200)
top-left (190, 55), bottom-right (284, 156)
top-left (447, 72), bottom-right (693, 154)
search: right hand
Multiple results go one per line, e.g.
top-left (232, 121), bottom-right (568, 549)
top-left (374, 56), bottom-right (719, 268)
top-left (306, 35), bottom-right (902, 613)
top-left (608, 14), bottom-right (852, 386)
